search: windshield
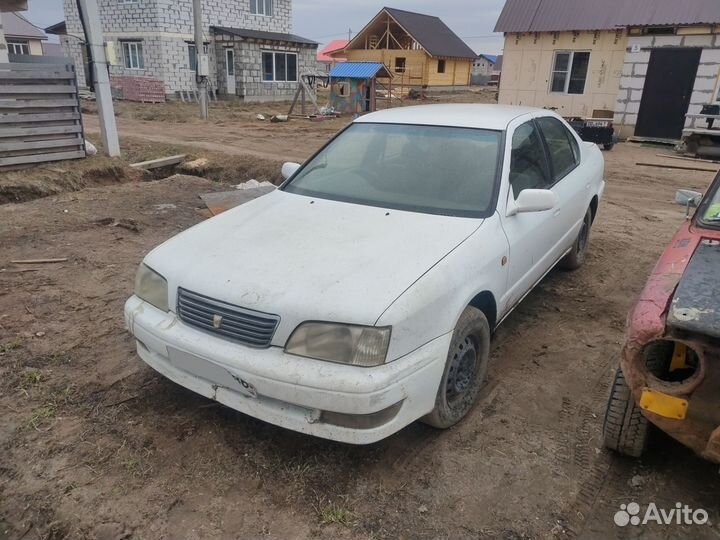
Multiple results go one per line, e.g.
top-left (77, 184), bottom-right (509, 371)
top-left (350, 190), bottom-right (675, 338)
top-left (698, 177), bottom-right (720, 229)
top-left (282, 123), bottom-right (502, 217)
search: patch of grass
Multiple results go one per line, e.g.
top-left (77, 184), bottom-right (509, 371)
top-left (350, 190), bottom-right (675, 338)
top-left (316, 501), bottom-right (352, 527)
top-left (28, 401), bottom-right (57, 430)
top-left (21, 369), bottom-right (43, 388)
top-left (0, 338), bottom-right (24, 354)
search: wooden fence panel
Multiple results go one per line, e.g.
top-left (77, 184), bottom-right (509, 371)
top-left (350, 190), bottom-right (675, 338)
top-left (0, 63), bottom-right (85, 169)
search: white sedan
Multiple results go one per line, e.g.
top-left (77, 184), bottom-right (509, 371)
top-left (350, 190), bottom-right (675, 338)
top-left (124, 104), bottom-right (605, 444)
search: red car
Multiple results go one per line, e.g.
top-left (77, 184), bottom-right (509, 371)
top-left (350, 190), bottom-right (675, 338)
top-left (604, 177), bottom-right (720, 463)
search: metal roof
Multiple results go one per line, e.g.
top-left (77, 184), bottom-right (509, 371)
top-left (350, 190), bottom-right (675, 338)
top-left (211, 26), bottom-right (317, 46)
top-left (2, 11), bottom-right (46, 39)
top-left (318, 39), bottom-right (348, 62)
top-left (329, 61), bottom-right (392, 79)
top-left (478, 54), bottom-right (498, 63)
top-left (495, 0), bottom-right (720, 32)
top-left (384, 7), bottom-right (477, 59)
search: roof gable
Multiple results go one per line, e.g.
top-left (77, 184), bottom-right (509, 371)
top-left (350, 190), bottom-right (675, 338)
top-left (495, 0), bottom-right (720, 32)
top-left (346, 7), bottom-right (476, 59)
top-left (318, 39), bottom-right (348, 62)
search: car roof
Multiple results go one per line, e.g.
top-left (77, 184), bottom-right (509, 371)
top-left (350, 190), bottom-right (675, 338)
top-left (354, 104), bottom-right (542, 130)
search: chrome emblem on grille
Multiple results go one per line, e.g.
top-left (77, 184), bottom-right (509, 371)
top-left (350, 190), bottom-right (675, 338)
top-left (212, 314), bottom-right (223, 329)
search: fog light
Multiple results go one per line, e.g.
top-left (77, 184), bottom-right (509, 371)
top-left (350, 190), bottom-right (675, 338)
top-left (321, 401), bottom-right (403, 429)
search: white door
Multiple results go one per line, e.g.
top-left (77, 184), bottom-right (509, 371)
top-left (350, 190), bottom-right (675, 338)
top-left (225, 48), bottom-right (236, 95)
top-left (499, 119), bottom-right (557, 312)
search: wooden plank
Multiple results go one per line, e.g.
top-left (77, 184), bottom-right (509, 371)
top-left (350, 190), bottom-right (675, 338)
top-left (0, 112), bottom-right (80, 123)
top-left (11, 258), bottom-right (68, 264)
top-left (655, 153), bottom-right (720, 165)
top-left (0, 71), bottom-right (75, 80)
top-left (0, 84), bottom-right (77, 94)
top-left (0, 99), bottom-right (78, 109)
top-left (0, 149), bottom-right (85, 167)
top-left (0, 124), bottom-right (81, 138)
top-left (636, 161), bottom-right (718, 173)
top-left (0, 136), bottom-right (82, 152)
top-left (130, 154), bottom-right (186, 170)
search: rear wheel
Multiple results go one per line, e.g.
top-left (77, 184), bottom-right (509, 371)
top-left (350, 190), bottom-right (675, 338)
top-left (603, 367), bottom-right (649, 458)
top-left (560, 207), bottom-right (592, 270)
top-left (422, 307), bottom-right (490, 429)
top-left (603, 143), bottom-right (615, 151)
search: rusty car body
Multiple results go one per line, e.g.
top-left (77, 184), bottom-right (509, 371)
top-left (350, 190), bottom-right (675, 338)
top-left (604, 176), bottom-right (720, 463)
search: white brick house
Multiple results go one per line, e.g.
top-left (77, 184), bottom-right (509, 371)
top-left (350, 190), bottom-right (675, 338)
top-left (60, 0), bottom-right (317, 101)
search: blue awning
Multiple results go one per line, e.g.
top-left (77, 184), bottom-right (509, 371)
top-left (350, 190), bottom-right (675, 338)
top-left (329, 62), bottom-right (392, 79)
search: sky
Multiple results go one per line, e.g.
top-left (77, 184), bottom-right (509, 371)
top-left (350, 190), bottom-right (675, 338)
top-left (25, 0), bottom-right (506, 54)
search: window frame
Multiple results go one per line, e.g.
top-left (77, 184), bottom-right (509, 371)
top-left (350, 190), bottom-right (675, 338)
top-left (550, 50), bottom-right (590, 95)
top-left (508, 119), bottom-right (554, 200)
top-left (7, 40), bottom-right (30, 55)
top-left (535, 116), bottom-right (581, 185)
top-left (261, 51), bottom-right (298, 82)
top-left (394, 57), bottom-right (406, 73)
top-left (437, 59), bottom-right (446, 74)
top-left (121, 40), bottom-right (144, 70)
top-left (250, 0), bottom-right (273, 16)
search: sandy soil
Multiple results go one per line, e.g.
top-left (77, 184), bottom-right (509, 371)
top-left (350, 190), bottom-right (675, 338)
top-left (2, 96), bottom-right (720, 540)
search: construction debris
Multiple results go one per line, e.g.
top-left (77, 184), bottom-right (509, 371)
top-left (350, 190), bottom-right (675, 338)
top-left (130, 154), bottom-right (186, 170)
top-left (270, 114), bottom-right (289, 123)
top-left (636, 161), bottom-right (718, 173)
top-left (11, 258), bottom-right (68, 264)
top-left (95, 217), bottom-right (141, 232)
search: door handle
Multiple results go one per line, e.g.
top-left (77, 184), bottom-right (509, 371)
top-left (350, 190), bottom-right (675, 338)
top-left (553, 209), bottom-right (561, 217)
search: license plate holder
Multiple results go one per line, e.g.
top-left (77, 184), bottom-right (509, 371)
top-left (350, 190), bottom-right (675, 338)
top-left (167, 347), bottom-right (257, 398)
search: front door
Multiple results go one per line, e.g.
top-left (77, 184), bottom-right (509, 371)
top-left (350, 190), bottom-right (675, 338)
top-left (635, 48), bottom-right (701, 139)
top-left (225, 48), bottom-right (236, 96)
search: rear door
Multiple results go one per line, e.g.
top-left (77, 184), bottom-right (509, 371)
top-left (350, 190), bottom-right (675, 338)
top-left (536, 116), bottom-right (587, 260)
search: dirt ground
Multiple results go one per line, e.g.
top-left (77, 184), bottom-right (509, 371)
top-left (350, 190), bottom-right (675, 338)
top-left (2, 92), bottom-right (720, 540)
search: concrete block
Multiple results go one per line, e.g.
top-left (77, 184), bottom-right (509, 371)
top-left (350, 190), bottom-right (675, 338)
top-left (613, 112), bottom-right (625, 124)
top-left (620, 76), bottom-right (645, 90)
top-left (626, 51), bottom-right (650, 64)
top-left (625, 101), bottom-right (640, 114)
top-left (653, 35), bottom-right (683, 47)
top-left (622, 63), bottom-right (633, 76)
top-left (633, 63), bottom-right (648, 76)
top-left (696, 63), bottom-right (720, 77)
top-left (691, 90), bottom-right (714, 103)
top-left (700, 48), bottom-right (720, 64)
top-left (631, 89), bottom-right (644, 101)
top-left (624, 114), bottom-right (637, 126)
top-left (683, 35), bottom-right (714, 48)
top-left (693, 76), bottom-right (718, 92)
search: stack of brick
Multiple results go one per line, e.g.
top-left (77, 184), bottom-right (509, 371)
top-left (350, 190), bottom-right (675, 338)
top-left (110, 75), bottom-right (166, 103)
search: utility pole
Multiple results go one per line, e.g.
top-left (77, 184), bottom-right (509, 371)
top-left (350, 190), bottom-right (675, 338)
top-left (77, 0), bottom-right (120, 156)
top-left (348, 28), bottom-right (352, 41)
top-left (192, 0), bottom-right (209, 120)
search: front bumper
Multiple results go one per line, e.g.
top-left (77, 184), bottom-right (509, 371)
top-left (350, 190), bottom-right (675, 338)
top-left (621, 337), bottom-right (720, 463)
top-left (124, 295), bottom-right (449, 444)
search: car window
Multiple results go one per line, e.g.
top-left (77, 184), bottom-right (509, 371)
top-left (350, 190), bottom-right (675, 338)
top-left (509, 121), bottom-right (551, 199)
top-left (537, 117), bottom-right (578, 181)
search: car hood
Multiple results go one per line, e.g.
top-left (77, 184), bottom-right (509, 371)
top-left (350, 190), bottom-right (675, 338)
top-left (145, 190), bottom-right (483, 345)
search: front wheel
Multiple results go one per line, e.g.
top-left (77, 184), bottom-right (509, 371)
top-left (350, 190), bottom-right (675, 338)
top-left (422, 307), bottom-right (490, 429)
top-left (560, 207), bottom-right (592, 270)
top-left (603, 367), bottom-right (649, 458)
top-left (602, 143), bottom-right (615, 151)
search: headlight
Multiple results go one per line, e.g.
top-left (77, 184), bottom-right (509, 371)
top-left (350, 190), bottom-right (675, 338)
top-left (134, 263), bottom-right (168, 312)
top-left (285, 322), bottom-right (391, 367)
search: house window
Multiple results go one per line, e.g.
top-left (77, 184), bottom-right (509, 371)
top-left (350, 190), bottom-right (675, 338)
top-left (438, 59), bottom-right (446, 74)
top-left (262, 51), bottom-right (297, 82)
top-left (7, 40), bottom-right (30, 55)
top-left (394, 57), bottom-right (406, 73)
top-left (187, 43), bottom-right (209, 70)
top-left (122, 41), bottom-right (144, 69)
top-left (550, 51), bottom-right (590, 94)
top-left (251, 0), bottom-right (272, 15)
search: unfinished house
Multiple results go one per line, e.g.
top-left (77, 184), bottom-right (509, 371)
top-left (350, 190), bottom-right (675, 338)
top-left (495, 0), bottom-right (720, 139)
top-left (57, 0), bottom-right (317, 101)
top-left (330, 7), bottom-right (476, 90)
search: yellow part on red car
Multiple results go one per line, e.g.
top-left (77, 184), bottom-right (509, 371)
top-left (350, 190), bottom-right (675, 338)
top-left (640, 388), bottom-right (688, 420)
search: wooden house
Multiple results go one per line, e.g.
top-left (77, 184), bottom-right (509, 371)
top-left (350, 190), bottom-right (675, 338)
top-left (330, 7), bottom-right (476, 89)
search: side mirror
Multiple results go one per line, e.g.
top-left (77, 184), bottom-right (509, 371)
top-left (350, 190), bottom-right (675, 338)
top-left (281, 162), bottom-right (301, 180)
top-left (675, 189), bottom-right (702, 208)
top-left (511, 189), bottom-right (557, 215)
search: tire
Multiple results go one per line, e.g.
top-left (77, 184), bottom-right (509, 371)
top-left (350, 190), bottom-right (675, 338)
top-left (422, 307), bottom-right (490, 429)
top-left (602, 143), bottom-right (615, 151)
top-left (560, 207), bottom-right (592, 271)
top-left (603, 367), bottom-right (649, 458)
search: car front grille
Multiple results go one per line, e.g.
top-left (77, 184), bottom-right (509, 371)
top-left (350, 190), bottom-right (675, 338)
top-left (176, 287), bottom-right (280, 348)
